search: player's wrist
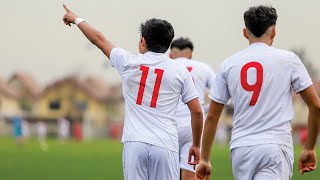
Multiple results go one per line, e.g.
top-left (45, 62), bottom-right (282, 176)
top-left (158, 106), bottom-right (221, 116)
top-left (192, 143), bottom-right (200, 148)
top-left (75, 17), bottom-right (85, 26)
top-left (200, 158), bottom-right (210, 163)
top-left (304, 147), bottom-right (315, 151)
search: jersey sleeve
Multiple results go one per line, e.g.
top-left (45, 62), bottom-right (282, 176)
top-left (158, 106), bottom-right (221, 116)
top-left (110, 48), bottom-right (129, 74)
top-left (181, 69), bottom-right (199, 104)
top-left (291, 54), bottom-right (313, 93)
top-left (208, 63), bottom-right (230, 104)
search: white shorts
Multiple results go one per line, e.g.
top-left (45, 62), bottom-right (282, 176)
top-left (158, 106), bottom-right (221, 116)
top-left (177, 125), bottom-right (195, 173)
top-left (231, 144), bottom-right (293, 180)
top-left (122, 141), bottom-right (179, 180)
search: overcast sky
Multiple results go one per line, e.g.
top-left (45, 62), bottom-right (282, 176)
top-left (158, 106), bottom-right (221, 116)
top-left (1, 0), bottom-right (319, 85)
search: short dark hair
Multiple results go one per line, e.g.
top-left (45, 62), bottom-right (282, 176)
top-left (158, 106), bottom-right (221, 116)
top-left (170, 38), bottom-right (194, 51)
top-left (244, 5), bottom-right (278, 38)
top-left (140, 18), bottom-right (175, 53)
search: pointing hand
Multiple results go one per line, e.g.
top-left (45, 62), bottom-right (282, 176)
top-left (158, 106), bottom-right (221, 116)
top-left (62, 4), bottom-right (78, 26)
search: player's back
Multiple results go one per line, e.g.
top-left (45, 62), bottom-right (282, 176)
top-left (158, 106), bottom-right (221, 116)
top-left (110, 48), bottom-right (197, 152)
top-left (210, 43), bottom-right (312, 150)
top-left (174, 58), bottom-right (215, 127)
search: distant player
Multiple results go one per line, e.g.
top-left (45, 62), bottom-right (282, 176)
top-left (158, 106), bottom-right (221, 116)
top-left (58, 117), bottom-right (70, 142)
top-left (196, 5), bottom-right (320, 180)
top-left (37, 121), bottom-right (48, 151)
top-left (13, 116), bottom-right (23, 145)
top-left (62, 5), bottom-right (203, 180)
top-left (21, 119), bottom-right (30, 141)
top-left (169, 38), bottom-right (215, 180)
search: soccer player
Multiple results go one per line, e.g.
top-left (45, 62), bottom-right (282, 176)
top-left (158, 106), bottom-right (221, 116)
top-left (37, 121), bottom-right (48, 151)
top-left (58, 117), bottom-right (70, 143)
top-left (13, 116), bottom-right (23, 146)
top-left (195, 5), bottom-right (320, 180)
top-left (62, 5), bottom-right (203, 180)
top-left (169, 38), bottom-right (215, 180)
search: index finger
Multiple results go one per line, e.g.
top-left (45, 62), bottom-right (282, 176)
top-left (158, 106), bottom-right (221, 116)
top-left (195, 173), bottom-right (203, 180)
top-left (63, 4), bottom-right (71, 12)
top-left (298, 161), bottom-right (303, 170)
top-left (206, 174), bottom-right (210, 180)
top-left (188, 152), bottom-right (192, 163)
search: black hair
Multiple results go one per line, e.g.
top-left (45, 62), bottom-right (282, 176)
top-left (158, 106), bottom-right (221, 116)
top-left (170, 38), bottom-right (194, 51)
top-left (244, 5), bottom-right (278, 38)
top-left (140, 18), bottom-right (175, 53)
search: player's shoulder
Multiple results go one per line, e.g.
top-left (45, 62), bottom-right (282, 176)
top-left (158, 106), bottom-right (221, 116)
top-left (270, 47), bottom-right (301, 64)
top-left (190, 59), bottom-right (214, 72)
top-left (167, 57), bottom-right (189, 72)
top-left (220, 49), bottom-right (246, 69)
top-left (111, 47), bottom-right (133, 56)
top-left (223, 46), bottom-right (299, 66)
top-left (111, 47), bottom-right (138, 61)
top-left (272, 47), bottom-right (297, 57)
top-left (175, 58), bottom-right (213, 73)
top-left (189, 59), bottom-right (208, 67)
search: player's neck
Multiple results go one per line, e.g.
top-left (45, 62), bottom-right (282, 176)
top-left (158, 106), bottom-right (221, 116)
top-left (248, 38), bottom-right (272, 46)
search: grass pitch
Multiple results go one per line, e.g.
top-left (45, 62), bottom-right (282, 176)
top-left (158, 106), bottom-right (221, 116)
top-left (0, 137), bottom-right (319, 180)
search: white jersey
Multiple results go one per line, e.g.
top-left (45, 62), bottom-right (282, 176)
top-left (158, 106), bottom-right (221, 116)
top-left (58, 118), bottom-right (70, 138)
top-left (110, 48), bottom-right (198, 152)
top-left (175, 58), bottom-right (216, 127)
top-left (37, 122), bottom-right (47, 138)
top-left (209, 43), bottom-right (312, 150)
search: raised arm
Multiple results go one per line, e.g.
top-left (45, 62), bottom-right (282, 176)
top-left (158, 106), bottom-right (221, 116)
top-left (298, 85), bottom-right (320, 174)
top-left (62, 4), bottom-right (114, 59)
top-left (195, 100), bottom-right (224, 180)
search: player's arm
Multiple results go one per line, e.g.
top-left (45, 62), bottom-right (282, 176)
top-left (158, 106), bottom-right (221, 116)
top-left (195, 100), bottom-right (224, 180)
top-left (181, 69), bottom-right (204, 168)
top-left (187, 98), bottom-right (203, 147)
top-left (186, 98), bottom-right (203, 169)
top-left (62, 4), bottom-right (114, 59)
top-left (298, 85), bottom-right (320, 174)
top-left (200, 100), bottom-right (224, 161)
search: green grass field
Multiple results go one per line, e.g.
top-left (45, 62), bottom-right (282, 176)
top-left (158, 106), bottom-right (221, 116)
top-left (0, 137), bottom-right (319, 180)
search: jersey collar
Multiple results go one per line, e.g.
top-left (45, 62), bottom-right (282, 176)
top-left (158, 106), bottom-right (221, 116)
top-left (145, 51), bottom-right (165, 56)
top-left (249, 42), bottom-right (270, 48)
top-left (175, 57), bottom-right (190, 61)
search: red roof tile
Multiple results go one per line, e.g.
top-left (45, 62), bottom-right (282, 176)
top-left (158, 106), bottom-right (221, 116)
top-left (9, 72), bottom-right (42, 98)
top-left (0, 77), bottom-right (20, 99)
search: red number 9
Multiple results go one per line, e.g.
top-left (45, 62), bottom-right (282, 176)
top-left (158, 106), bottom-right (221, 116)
top-left (240, 62), bottom-right (263, 106)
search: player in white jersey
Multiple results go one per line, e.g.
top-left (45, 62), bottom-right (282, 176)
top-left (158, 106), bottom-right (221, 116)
top-left (195, 6), bottom-right (320, 180)
top-left (62, 5), bottom-right (204, 180)
top-left (169, 38), bottom-right (215, 180)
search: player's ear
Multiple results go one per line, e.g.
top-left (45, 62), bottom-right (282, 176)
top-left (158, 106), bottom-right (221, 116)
top-left (169, 52), bottom-right (173, 59)
top-left (187, 50), bottom-right (192, 59)
top-left (271, 26), bottom-right (276, 39)
top-left (243, 28), bottom-right (249, 40)
top-left (139, 37), bottom-right (148, 54)
top-left (141, 37), bottom-right (147, 47)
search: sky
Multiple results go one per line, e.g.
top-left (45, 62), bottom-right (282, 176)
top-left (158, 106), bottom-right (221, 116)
top-left (0, 0), bottom-right (319, 85)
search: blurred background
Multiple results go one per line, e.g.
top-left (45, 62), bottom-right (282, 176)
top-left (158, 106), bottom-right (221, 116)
top-left (0, 0), bottom-right (319, 179)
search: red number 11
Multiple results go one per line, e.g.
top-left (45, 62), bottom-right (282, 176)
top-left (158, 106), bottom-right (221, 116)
top-left (136, 65), bottom-right (164, 108)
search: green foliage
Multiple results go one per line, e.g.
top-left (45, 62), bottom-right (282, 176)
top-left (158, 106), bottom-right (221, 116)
top-left (20, 96), bottom-right (32, 112)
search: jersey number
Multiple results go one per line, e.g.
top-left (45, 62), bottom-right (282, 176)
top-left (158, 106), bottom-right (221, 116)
top-left (240, 62), bottom-right (263, 106)
top-left (136, 65), bottom-right (164, 108)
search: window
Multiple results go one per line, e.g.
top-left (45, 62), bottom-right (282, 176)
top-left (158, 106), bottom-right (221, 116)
top-left (76, 101), bottom-right (88, 111)
top-left (49, 100), bottom-right (61, 110)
